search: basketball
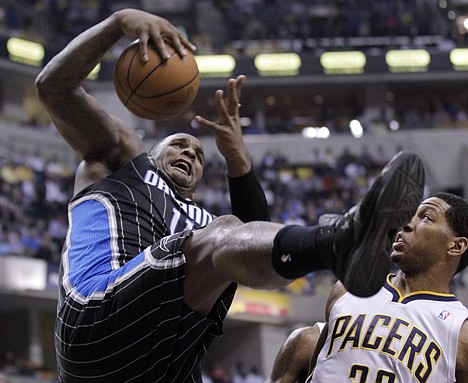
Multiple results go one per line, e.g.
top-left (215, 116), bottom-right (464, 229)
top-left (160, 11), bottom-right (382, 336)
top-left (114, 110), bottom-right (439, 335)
top-left (114, 40), bottom-right (200, 120)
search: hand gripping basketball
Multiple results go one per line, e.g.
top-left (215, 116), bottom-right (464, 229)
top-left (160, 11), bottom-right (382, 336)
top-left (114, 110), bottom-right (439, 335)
top-left (114, 40), bottom-right (200, 120)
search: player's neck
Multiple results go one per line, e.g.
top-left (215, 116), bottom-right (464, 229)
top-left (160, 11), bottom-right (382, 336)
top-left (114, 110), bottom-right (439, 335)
top-left (391, 272), bottom-right (452, 295)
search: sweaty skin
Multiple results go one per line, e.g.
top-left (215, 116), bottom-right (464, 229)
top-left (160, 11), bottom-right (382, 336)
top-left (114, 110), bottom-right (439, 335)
top-left (267, 323), bottom-right (323, 383)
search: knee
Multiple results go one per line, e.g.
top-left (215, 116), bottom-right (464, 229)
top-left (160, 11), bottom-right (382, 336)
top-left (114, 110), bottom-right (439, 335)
top-left (211, 214), bottom-right (243, 228)
top-left (204, 215), bottom-right (244, 248)
top-left (184, 215), bottom-right (243, 256)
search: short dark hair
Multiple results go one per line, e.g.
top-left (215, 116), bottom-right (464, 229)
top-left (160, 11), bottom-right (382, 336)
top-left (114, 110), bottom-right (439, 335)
top-left (432, 192), bottom-right (468, 275)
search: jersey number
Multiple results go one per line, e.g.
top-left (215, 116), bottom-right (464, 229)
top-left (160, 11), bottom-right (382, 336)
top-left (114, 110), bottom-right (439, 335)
top-left (349, 365), bottom-right (396, 383)
top-left (169, 207), bottom-right (194, 233)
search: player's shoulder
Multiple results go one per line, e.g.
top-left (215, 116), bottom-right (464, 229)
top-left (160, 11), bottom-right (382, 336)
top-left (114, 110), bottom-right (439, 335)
top-left (313, 322), bottom-right (326, 333)
top-left (324, 281), bottom-right (347, 315)
top-left (460, 319), bottom-right (468, 343)
top-left (287, 322), bottom-right (324, 347)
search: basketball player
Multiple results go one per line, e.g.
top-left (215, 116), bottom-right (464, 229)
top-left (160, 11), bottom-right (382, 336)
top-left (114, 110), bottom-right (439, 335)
top-left (266, 322), bottom-right (325, 383)
top-left (307, 192), bottom-right (468, 382)
top-left (35, 8), bottom-right (426, 382)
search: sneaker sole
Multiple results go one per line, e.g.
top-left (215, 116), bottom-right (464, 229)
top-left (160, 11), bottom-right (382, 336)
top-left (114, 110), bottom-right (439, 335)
top-left (344, 151), bottom-right (425, 297)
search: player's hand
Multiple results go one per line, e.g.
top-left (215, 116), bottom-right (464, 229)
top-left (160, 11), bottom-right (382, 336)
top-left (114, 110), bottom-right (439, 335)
top-left (116, 9), bottom-right (196, 62)
top-left (195, 75), bottom-right (251, 177)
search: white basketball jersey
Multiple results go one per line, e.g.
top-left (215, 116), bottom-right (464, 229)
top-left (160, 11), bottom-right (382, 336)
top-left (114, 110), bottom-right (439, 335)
top-left (311, 276), bottom-right (468, 383)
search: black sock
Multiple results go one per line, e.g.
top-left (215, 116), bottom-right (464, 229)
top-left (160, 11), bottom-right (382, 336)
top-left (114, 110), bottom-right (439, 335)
top-left (271, 225), bottom-right (333, 279)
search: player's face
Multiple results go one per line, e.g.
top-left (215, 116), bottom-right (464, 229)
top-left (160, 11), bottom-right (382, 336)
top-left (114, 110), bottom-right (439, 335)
top-left (150, 133), bottom-right (205, 199)
top-left (391, 197), bottom-right (454, 274)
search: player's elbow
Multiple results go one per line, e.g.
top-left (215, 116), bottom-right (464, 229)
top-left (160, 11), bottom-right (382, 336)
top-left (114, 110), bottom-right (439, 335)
top-left (35, 69), bottom-right (52, 95)
top-left (35, 71), bottom-right (58, 106)
top-left (35, 67), bottom-right (74, 99)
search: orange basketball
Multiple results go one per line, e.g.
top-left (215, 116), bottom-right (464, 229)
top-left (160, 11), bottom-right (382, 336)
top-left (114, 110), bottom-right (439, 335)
top-left (114, 40), bottom-right (200, 120)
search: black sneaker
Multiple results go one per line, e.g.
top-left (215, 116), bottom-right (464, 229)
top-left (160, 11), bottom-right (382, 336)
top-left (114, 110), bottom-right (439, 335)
top-left (319, 151), bottom-right (425, 297)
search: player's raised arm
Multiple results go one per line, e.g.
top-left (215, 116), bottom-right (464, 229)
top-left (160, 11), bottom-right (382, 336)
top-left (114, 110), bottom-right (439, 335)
top-left (35, 9), bottom-right (194, 165)
top-left (195, 75), bottom-right (270, 221)
top-left (195, 75), bottom-right (250, 177)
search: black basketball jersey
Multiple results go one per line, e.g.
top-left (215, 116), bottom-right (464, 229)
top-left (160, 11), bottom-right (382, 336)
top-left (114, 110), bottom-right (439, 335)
top-left (73, 152), bottom-right (214, 258)
top-left (55, 153), bottom-right (234, 382)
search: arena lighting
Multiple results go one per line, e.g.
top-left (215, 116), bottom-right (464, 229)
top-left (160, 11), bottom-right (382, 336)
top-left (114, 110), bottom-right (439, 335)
top-left (462, 16), bottom-right (468, 32)
top-left (254, 53), bottom-right (301, 76)
top-left (349, 119), bottom-right (364, 138)
top-left (239, 116), bottom-right (251, 126)
top-left (302, 126), bottom-right (330, 139)
top-left (450, 48), bottom-right (468, 71)
top-left (385, 49), bottom-right (430, 73)
top-left (320, 51), bottom-right (366, 74)
top-left (6, 37), bottom-right (44, 67)
top-left (389, 120), bottom-right (400, 131)
top-left (194, 54), bottom-right (236, 77)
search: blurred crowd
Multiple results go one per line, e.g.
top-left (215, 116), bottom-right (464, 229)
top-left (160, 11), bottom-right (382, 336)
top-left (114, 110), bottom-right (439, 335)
top-left (0, 0), bottom-right (465, 57)
top-left (214, 0), bottom-right (457, 50)
top-left (202, 361), bottom-right (265, 383)
top-left (0, 0), bottom-right (111, 55)
top-left (0, 149), bottom-right (72, 264)
top-left (0, 352), bottom-right (266, 383)
top-left (198, 144), bottom-right (394, 222)
top-left (0, 140), bottom-right (402, 296)
top-left (0, 350), bottom-right (57, 383)
top-left (148, 89), bottom-right (468, 142)
top-left (5, 135), bottom-right (464, 297)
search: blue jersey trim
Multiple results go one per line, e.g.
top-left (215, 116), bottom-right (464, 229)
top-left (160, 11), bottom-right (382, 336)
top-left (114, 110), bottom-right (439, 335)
top-left (68, 200), bottom-right (146, 297)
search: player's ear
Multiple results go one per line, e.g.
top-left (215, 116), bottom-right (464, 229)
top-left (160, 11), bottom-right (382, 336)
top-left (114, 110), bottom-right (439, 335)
top-left (447, 236), bottom-right (468, 257)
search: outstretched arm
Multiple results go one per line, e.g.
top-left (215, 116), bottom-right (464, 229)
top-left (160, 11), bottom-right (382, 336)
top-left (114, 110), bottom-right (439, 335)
top-left (35, 9), bottom-right (195, 171)
top-left (267, 323), bottom-right (323, 383)
top-left (308, 282), bottom-right (346, 376)
top-left (195, 76), bottom-right (270, 221)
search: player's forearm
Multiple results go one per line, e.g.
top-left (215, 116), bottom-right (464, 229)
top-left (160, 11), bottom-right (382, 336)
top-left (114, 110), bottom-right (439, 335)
top-left (225, 149), bottom-right (251, 178)
top-left (228, 167), bottom-right (270, 222)
top-left (36, 12), bottom-right (123, 94)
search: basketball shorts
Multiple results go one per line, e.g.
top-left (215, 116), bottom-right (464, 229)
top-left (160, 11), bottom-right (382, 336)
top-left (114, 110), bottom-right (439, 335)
top-left (55, 230), bottom-right (231, 382)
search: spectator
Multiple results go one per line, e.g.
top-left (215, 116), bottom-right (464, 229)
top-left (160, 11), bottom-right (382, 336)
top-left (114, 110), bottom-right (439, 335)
top-left (208, 361), bottom-right (228, 383)
top-left (244, 366), bottom-right (264, 383)
top-left (231, 361), bottom-right (247, 383)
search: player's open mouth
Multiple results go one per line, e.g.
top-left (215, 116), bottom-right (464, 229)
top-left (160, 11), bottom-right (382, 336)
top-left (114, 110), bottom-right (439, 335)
top-left (172, 160), bottom-right (191, 175)
top-left (392, 233), bottom-right (406, 251)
